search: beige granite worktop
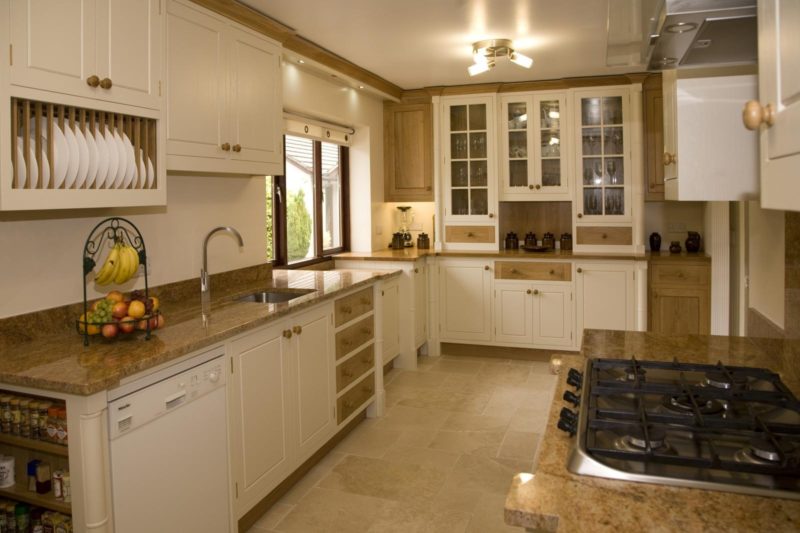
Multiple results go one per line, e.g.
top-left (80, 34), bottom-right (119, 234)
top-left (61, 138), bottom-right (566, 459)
top-left (0, 269), bottom-right (400, 396)
top-left (505, 329), bottom-right (800, 532)
top-left (337, 248), bottom-right (710, 262)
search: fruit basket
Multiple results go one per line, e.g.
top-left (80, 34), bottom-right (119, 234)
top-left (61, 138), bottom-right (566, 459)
top-left (78, 217), bottom-right (159, 345)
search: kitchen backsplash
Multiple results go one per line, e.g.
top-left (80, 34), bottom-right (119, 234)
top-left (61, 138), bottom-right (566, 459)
top-left (644, 201), bottom-right (706, 251)
top-left (498, 201), bottom-right (572, 247)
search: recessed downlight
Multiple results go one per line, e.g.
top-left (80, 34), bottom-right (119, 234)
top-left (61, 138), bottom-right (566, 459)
top-left (660, 57), bottom-right (678, 66)
top-left (358, 85), bottom-right (365, 89)
top-left (298, 59), bottom-right (305, 64)
top-left (665, 22), bottom-right (698, 34)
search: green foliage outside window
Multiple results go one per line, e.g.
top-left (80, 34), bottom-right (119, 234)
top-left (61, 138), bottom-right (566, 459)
top-left (287, 189), bottom-right (312, 261)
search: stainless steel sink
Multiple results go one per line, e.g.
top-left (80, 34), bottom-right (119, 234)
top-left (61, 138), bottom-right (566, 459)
top-left (235, 289), bottom-right (315, 304)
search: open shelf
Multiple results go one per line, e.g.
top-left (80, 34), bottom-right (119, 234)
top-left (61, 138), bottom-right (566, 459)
top-left (0, 434), bottom-right (68, 457)
top-left (0, 482), bottom-right (71, 514)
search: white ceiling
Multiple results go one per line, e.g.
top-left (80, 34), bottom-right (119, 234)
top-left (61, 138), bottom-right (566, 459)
top-left (240, 0), bottom-right (646, 90)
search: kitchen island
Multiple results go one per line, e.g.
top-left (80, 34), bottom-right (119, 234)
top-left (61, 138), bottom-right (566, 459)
top-left (505, 329), bottom-right (800, 532)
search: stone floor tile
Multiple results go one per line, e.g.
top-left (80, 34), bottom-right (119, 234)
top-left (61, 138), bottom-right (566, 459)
top-left (249, 502), bottom-right (293, 531)
top-left (367, 502), bottom-right (471, 533)
top-left (334, 421), bottom-right (403, 458)
top-left (441, 412), bottom-right (512, 433)
top-left (465, 491), bottom-right (521, 533)
top-left (387, 370), bottom-right (448, 389)
top-left (425, 358), bottom-right (485, 375)
top-left (273, 487), bottom-right (397, 532)
top-left (374, 404), bottom-right (451, 431)
top-left (428, 429), bottom-right (505, 457)
top-left (398, 389), bottom-right (491, 414)
top-left (382, 444), bottom-right (461, 472)
top-left (498, 431), bottom-right (540, 462)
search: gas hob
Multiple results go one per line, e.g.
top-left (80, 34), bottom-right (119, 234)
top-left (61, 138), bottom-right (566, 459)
top-left (559, 357), bottom-right (800, 499)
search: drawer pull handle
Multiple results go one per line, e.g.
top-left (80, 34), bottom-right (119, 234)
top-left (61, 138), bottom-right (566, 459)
top-left (282, 329), bottom-right (292, 339)
top-left (221, 142), bottom-right (231, 151)
top-left (577, 268), bottom-right (583, 274)
top-left (232, 144), bottom-right (242, 152)
top-left (100, 77), bottom-right (113, 89)
top-left (602, 233), bottom-right (608, 239)
top-left (489, 213), bottom-right (494, 218)
top-left (467, 232), bottom-right (475, 237)
top-left (86, 75), bottom-right (100, 87)
top-left (511, 268), bottom-right (519, 274)
top-left (549, 269), bottom-right (555, 275)
top-left (414, 268), bottom-right (419, 273)
top-left (341, 305), bottom-right (352, 314)
top-left (533, 289), bottom-right (540, 295)
top-left (292, 325), bottom-right (302, 335)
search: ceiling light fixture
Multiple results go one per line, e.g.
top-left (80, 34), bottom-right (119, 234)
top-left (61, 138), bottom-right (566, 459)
top-left (468, 39), bottom-right (533, 76)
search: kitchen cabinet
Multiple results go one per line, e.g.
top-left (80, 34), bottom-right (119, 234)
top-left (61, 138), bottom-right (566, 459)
top-left (649, 259), bottom-right (710, 335)
top-left (441, 95), bottom-right (498, 250)
top-left (9, 0), bottom-right (163, 110)
top-left (413, 262), bottom-right (428, 347)
top-left (381, 277), bottom-right (401, 363)
top-left (166, 0), bottom-right (283, 176)
top-left (532, 284), bottom-right (573, 348)
top-left (494, 281), bottom-right (533, 344)
top-left (438, 259), bottom-right (493, 342)
top-left (500, 92), bottom-right (571, 201)
top-left (228, 302), bottom-right (335, 518)
top-left (643, 74), bottom-right (665, 201)
top-left (384, 102), bottom-right (433, 201)
top-left (664, 73), bottom-right (758, 201)
top-left (575, 261), bottom-right (635, 340)
top-left (751, 0), bottom-right (800, 211)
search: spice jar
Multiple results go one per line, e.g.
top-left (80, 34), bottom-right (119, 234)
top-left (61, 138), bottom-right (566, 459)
top-left (62, 471), bottom-right (71, 504)
top-left (29, 401), bottom-right (39, 440)
top-left (46, 407), bottom-right (60, 443)
top-left (0, 396), bottom-right (11, 433)
top-left (38, 402), bottom-right (50, 441)
top-left (56, 409), bottom-right (68, 446)
top-left (35, 462), bottom-right (51, 494)
top-left (19, 398), bottom-right (30, 439)
top-left (52, 470), bottom-right (64, 500)
top-left (10, 398), bottom-right (20, 436)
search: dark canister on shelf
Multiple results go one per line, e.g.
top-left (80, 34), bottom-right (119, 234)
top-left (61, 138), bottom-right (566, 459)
top-left (417, 232), bottom-right (430, 249)
top-left (524, 232), bottom-right (537, 248)
top-left (685, 231), bottom-right (701, 253)
top-left (504, 232), bottom-right (519, 250)
top-left (542, 232), bottom-right (555, 250)
top-left (560, 233), bottom-right (572, 251)
top-left (649, 232), bottom-right (662, 252)
top-left (669, 241), bottom-right (682, 254)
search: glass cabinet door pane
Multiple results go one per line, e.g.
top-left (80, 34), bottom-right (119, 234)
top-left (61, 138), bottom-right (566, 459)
top-left (451, 133), bottom-right (468, 159)
top-left (541, 131), bottom-right (560, 157)
top-left (470, 189), bottom-right (488, 215)
top-left (509, 131), bottom-right (527, 158)
top-left (603, 127), bottom-right (623, 155)
top-left (470, 161), bottom-right (488, 186)
top-left (602, 96), bottom-right (623, 124)
top-left (604, 188), bottom-right (624, 215)
top-left (452, 189), bottom-right (469, 215)
top-left (605, 157), bottom-right (624, 185)
top-left (450, 106), bottom-right (467, 131)
top-left (583, 188), bottom-right (602, 215)
top-left (468, 104), bottom-right (487, 130)
top-left (509, 160), bottom-right (528, 187)
top-left (582, 127), bottom-right (601, 155)
top-left (581, 98), bottom-right (601, 125)
top-left (583, 158), bottom-right (603, 186)
top-left (469, 132), bottom-right (487, 158)
top-left (508, 102), bottom-right (527, 129)
top-left (541, 159), bottom-right (561, 187)
top-left (540, 100), bottom-right (560, 129)
top-left (451, 161), bottom-right (468, 187)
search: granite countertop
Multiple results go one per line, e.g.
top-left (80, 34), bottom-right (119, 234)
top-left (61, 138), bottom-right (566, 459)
top-left (0, 269), bottom-right (400, 396)
top-left (505, 329), bottom-right (800, 532)
top-left (337, 248), bottom-right (710, 262)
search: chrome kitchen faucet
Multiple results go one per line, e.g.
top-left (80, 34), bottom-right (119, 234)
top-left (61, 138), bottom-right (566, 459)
top-left (201, 226), bottom-right (244, 325)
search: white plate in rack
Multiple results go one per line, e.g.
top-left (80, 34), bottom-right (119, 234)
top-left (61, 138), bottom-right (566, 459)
top-left (61, 122), bottom-right (80, 189)
top-left (38, 118), bottom-right (69, 189)
top-left (121, 131), bottom-right (136, 189)
top-left (72, 125), bottom-right (90, 189)
top-left (146, 156), bottom-right (155, 189)
top-left (16, 137), bottom-right (39, 189)
top-left (104, 125), bottom-right (120, 189)
top-left (93, 125), bottom-right (110, 189)
top-left (30, 139), bottom-right (51, 189)
top-left (84, 126), bottom-right (99, 188)
top-left (137, 150), bottom-right (146, 188)
top-left (14, 143), bottom-right (26, 189)
top-left (111, 128), bottom-right (127, 188)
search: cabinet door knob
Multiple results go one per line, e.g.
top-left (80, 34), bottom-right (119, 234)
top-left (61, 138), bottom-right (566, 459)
top-left (232, 144), bottom-right (242, 152)
top-left (86, 75), bottom-right (100, 87)
top-left (577, 268), bottom-right (583, 273)
top-left (484, 265), bottom-right (490, 271)
top-left (742, 100), bottom-right (775, 130)
top-left (533, 289), bottom-right (540, 295)
top-left (663, 152), bottom-right (676, 166)
top-left (426, 186), bottom-right (432, 191)
top-left (549, 269), bottom-right (555, 275)
top-left (510, 268), bottom-right (519, 274)
top-left (577, 213), bottom-right (583, 218)
top-left (99, 77), bottom-right (113, 89)
top-left (414, 268), bottom-right (419, 273)
top-left (602, 233), bottom-right (608, 239)
top-left (528, 184), bottom-right (534, 190)
top-left (221, 143), bottom-right (231, 151)
top-left (488, 213), bottom-right (495, 218)
top-left (292, 325), bottom-right (302, 335)
top-left (527, 289), bottom-right (532, 294)
top-left (282, 329), bottom-right (292, 339)
top-left (467, 232), bottom-right (475, 237)
top-left (535, 184), bottom-right (541, 190)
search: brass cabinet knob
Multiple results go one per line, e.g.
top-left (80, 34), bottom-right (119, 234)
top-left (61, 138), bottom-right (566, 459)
top-left (232, 144), bottom-right (242, 152)
top-left (426, 186), bottom-right (432, 191)
top-left (742, 100), bottom-right (775, 130)
top-left (488, 213), bottom-right (494, 218)
top-left (526, 289), bottom-right (532, 294)
top-left (528, 184), bottom-right (534, 190)
top-left (577, 268), bottom-right (583, 273)
top-left (549, 269), bottom-right (555, 275)
top-left (467, 232), bottom-right (475, 237)
top-left (511, 268), bottom-right (519, 274)
top-left (535, 184), bottom-right (541, 190)
top-left (221, 143), bottom-right (231, 151)
top-left (577, 213), bottom-right (583, 218)
top-left (533, 289), bottom-right (540, 295)
top-left (484, 265), bottom-right (490, 271)
top-left (602, 233), bottom-right (608, 239)
top-left (292, 325), bottom-right (302, 335)
top-left (282, 329), bottom-right (292, 339)
top-left (86, 75), bottom-right (100, 87)
top-left (414, 268), bottom-right (419, 273)
top-left (99, 77), bottom-right (113, 89)
top-left (663, 152), bottom-right (676, 166)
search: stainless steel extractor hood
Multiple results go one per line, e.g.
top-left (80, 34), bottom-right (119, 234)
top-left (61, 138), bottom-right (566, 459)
top-left (646, 0), bottom-right (757, 70)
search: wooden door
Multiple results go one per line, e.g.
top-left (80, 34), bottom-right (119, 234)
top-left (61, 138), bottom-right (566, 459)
top-left (9, 0), bottom-right (97, 98)
top-left (96, 0), bottom-right (161, 109)
top-left (439, 260), bottom-right (493, 341)
top-left (291, 305), bottom-right (335, 463)
top-left (494, 281), bottom-right (533, 344)
top-left (228, 25), bottom-right (283, 173)
top-left (757, 0), bottom-right (800, 210)
top-left (227, 321), bottom-right (293, 516)
top-left (575, 262), bottom-right (634, 340)
top-left (165, 0), bottom-right (228, 162)
top-left (382, 279), bottom-right (401, 360)
top-left (532, 284), bottom-right (573, 348)
top-left (651, 287), bottom-right (710, 335)
top-left (384, 103), bottom-right (433, 201)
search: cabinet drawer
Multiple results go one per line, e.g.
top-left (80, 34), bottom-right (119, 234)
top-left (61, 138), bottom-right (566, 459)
top-left (576, 226), bottom-right (632, 245)
top-left (445, 225), bottom-right (496, 243)
top-left (651, 263), bottom-right (709, 287)
top-left (495, 261), bottom-right (571, 281)
top-left (335, 315), bottom-right (374, 360)
top-left (334, 287), bottom-right (374, 327)
top-left (337, 372), bottom-right (375, 424)
top-left (336, 345), bottom-right (374, 392)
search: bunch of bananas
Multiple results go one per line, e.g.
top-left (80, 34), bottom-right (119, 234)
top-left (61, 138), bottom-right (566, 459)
top-left (94, 242), bottom-right (140, 286)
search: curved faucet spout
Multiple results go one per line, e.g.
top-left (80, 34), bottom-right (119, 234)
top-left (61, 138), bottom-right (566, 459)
top-left (201, 226), bottom-right (244, 323)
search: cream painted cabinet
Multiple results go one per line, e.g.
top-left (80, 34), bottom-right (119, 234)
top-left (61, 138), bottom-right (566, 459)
top-left (575, 261), bottom-right (635, 341)
top-left (381, 277), bottom-right (401, 362)
top-left (753, 0), bottom-right (800, 211)
top-left (439, 259), bottom-right (493, 342)
top-left (166, 0), bottom-right (282, 176)
top-left (9, 0), bottom-right (162, 110)
top-left (413, 262), bottom-right (428, 347)
top-left (494, 281), bottom-right (573, 348)
top-left (494, 281), bottom-right (533, 344)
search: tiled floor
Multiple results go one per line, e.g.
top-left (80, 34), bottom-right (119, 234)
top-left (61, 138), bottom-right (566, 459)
top-left (247, 353), bottom-right (557, 533)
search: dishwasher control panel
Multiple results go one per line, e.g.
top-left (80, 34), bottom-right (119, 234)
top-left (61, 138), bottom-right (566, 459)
top-left (108, 354), bottom-right (225, 440)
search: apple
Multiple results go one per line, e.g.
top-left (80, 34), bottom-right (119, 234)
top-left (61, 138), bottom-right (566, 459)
top-left (149, 316), bottom-right (159, 330)
top-left (111, 301), bottom-right (129, 319)
top-left (101, 323), bottom-right (119, 339)
top-left (136, 319), bottom-right (149, 331)
top-left (156, 314), bottom-right (166, 329)
top-left (119, 317), bottom-right (136, 334)
top-left (106, 290), bottom-right (124, 304)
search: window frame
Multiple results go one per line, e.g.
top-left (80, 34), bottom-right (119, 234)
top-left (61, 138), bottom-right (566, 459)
top-left (269, 136), bottom-right (350, 267)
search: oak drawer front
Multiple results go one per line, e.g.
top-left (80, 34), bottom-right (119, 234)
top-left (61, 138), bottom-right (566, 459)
top-left (576, 226), bottom-right (632, 245)
top-left (336, 345), bottom-right (374, 392)
top-left (495, 261), bottom-right (572, 281)
top-left (335, 315), bottom-right (374, 360)
top-left (337, 372), bottom-right (375, 423)
top-left (334, 287), bottom-right (374, 327)
top-left (445, 225), bottom-right (496, 243)
top-left (651, 263), bottom-right (709, 287)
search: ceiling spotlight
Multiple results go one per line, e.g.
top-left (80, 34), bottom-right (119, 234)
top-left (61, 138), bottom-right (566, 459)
top-left (358, 85), bottom-right (365, 89)
top-left (298, 59), bottom-right (305, 64)
top-left (468, 39), bottom-right (533, 76)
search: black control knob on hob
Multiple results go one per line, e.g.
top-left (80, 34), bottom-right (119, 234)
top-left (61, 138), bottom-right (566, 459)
top-left (558, 407), bottom-right (578, 436)
top-left (567, 368), bottom-right (583, 390)
top-left (563, 390), bottom-right (580, 407)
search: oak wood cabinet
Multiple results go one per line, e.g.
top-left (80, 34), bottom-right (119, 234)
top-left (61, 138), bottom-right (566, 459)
top-left (9, 0), bottom-right (163, 110)
top-left (166, 0), bottom-right (282, 176)
top-left (648, 258), bottom-right (710, 335)
top-left (384, 102), bottom-right (433, 201)
top-left (643, 74), bottom-right (664, 201)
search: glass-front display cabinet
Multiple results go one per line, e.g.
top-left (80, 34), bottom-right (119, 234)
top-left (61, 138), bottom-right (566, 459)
top-left (500, 92), bottom-right (570, 201)
top-left (573, 87), bottom-right (633, 221)
top-left (443, 96), bottom-right (496, 220)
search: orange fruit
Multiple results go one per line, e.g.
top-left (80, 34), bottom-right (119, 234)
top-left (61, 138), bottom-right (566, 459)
top-left (128, 300), bottom-right (146, 319)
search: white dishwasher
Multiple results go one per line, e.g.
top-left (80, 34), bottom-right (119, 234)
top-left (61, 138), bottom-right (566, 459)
top-left (108, 348), bottom-right (230, 533)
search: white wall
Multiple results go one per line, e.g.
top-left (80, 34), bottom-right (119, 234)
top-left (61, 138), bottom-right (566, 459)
top-left (644, 201), bottom-right (706, 250)
top-left (747, 201), bottom-right (785, 328)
